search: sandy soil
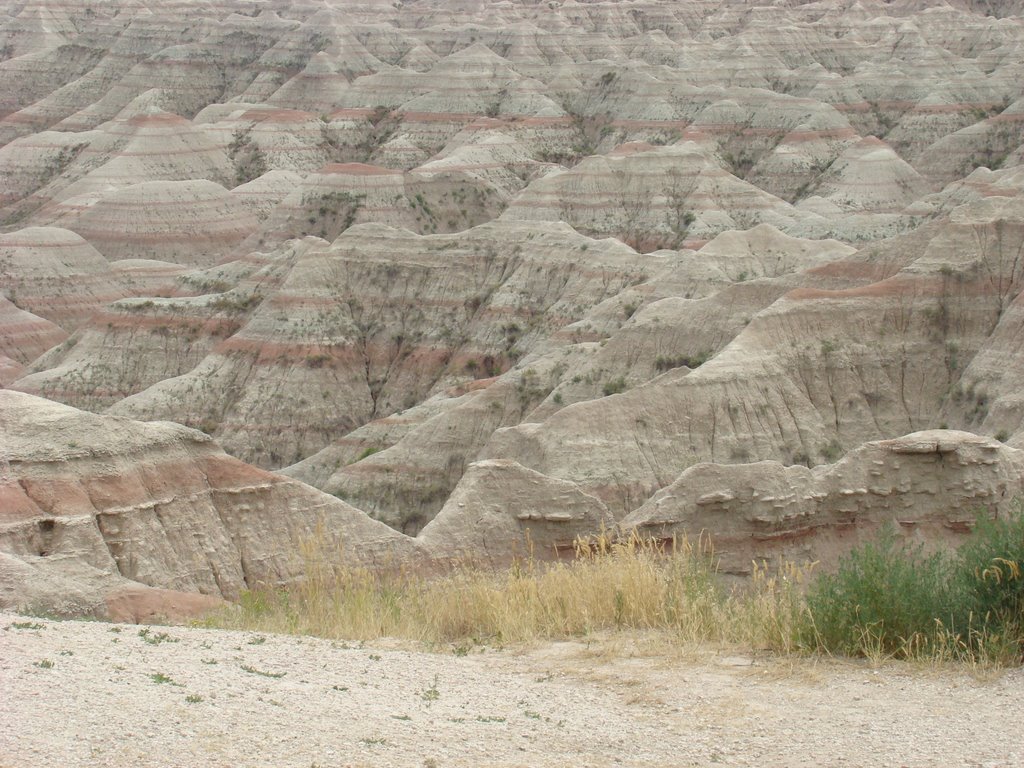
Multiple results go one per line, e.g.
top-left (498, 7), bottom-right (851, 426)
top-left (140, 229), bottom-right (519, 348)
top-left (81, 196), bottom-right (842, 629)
top-left (1, 612), bottom-right (1021, 767)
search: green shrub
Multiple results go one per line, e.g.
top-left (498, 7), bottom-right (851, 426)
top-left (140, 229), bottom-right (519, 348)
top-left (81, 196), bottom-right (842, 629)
top-left (819, 438), bottom-right (843, 462)
top-left (602, 376), bottom-right (627, 396)
top-left (356, 446), bottom-right (380, 461)
top-left (804, 509), bottom-right (1024, 662)
top-left (951, 512), bottom-right (1024, 643)
top-left (803, 529), bottom-right (956, 657)
top-left (654, 351), bottom-right (710, 372)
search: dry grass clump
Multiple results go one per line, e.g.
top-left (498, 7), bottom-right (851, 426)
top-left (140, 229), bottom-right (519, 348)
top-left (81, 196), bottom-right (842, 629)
top-left (207, 533), bottom-right (807, 651)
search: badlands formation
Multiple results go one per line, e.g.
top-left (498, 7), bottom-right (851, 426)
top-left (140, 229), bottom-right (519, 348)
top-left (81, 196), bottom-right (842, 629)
top-left (2, 0), bottom-right (1024, 617)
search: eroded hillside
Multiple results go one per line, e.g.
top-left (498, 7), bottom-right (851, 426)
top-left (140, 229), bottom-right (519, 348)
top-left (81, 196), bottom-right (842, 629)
top-left (3, 0), bottom-right (1024, 616)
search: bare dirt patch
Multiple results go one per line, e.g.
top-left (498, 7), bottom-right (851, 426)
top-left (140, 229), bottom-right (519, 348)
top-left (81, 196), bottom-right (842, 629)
top-left (1, 613), bottom-right (1021, 767)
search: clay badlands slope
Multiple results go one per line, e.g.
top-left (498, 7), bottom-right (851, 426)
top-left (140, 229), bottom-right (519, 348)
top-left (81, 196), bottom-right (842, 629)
top-left (3, 0), bottom-right (1024, 616)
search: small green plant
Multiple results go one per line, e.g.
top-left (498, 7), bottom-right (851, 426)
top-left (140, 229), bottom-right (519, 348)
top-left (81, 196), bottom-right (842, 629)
top-left (359, 737), bottom-right (389, 746)
top-left (185, 694), bottom-right (204, 704)
top-left (8, 622), bottom-right (45, 630)
top-left (138, 628), bottom-right (178, 645)
top-left (368, 105), bottom-right (390, 125)
top-left (602, 376), bottom-right (627, 396)
top-left (803, 529), bottom-right (955, 657)
top-left (654, 351), bottom-right (710, 371)
top-left (819, 438), bottom-right (843, 462)
top-left (247, 636), bottom-right (267, 645)
top-left (240, 665), bottom-right (285, 679)
top-left (995, 430), bottom-right (1010, 443)
top-left (420, 675), bottom-right (440, 703)
top-left (149, 672), bottom-right (178, 685)
top-left (228, 128), bottom-right (268, 185)
top-left (209, 292), bottom-right (262, 314)
top-left (952, 512), bottom-right (1024, 642)
top-left (305, 353), bottom-right (331, 369)
top-left (33, 659), bottom-right (54, 669)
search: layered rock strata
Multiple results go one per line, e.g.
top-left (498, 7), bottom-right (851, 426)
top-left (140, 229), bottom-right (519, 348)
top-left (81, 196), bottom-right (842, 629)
top-left (0, 390), bottom-right (417, 619)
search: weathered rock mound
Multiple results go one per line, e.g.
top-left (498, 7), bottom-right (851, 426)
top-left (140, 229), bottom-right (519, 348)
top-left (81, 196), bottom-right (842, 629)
top-left (418, 459), bottom-right (615, 561)
top-left (4, 0), bottom-right (1024, 618)
top-left (622, 430), bottom-right (1024, 575)
top-left (0, 391), bottom-right (417, 619)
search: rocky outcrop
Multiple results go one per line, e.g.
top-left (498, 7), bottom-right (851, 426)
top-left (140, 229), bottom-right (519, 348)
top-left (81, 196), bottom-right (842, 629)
top-left (307, 350), bottom-right (574, 534)
top-left (418, 459), bottom-right (615, 562)
top-left (460, 194), bottom-right (1024, 512)
top-left (0, 390), bottom-right (418, 619)
top-left (405, 428), bottom-right (1024, 573)
top-left (4, 391), bottom-right (1024, 620)
top-left (0, 296), bottom-right (65, 384)
top-left (810, 137), bottom-right (930, 214)
top-left (501, 142), bottom-right (831, 250)
top-left (105, 220), bottom-right (649, 469)
top-left (54, 180), bottom-right (259, 266)
top-left (621, 431), bottom-right (1024, 575)
top-left (9, 237), bottom-right (319, 411)
top-left (0, 226), bottom-right (126, 331)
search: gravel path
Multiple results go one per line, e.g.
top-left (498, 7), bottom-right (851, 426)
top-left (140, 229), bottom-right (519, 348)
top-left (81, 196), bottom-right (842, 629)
top-left (2, 612), bottom-right (1022, 767)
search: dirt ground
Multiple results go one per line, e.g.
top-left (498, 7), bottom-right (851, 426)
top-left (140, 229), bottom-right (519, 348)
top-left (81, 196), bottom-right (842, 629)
top-left (1, 612), bottom-right (1021, 767)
